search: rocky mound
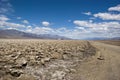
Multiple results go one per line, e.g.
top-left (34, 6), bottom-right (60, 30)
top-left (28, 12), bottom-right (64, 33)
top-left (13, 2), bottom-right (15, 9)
top-left (0, 40), bottom-right (97, 80)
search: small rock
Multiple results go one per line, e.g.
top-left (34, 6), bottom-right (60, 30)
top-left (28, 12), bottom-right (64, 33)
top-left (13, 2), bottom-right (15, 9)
top-left (15, 57), bottom-right (27, 68)
top-left (97, 51), bottom-right (104, 60)
top-left (35, 56), bottom-right (41, 61)
top-left (69, 69), bottom-right (76, 73)
top-left (40, 57), bottom-right (50, 65)
top-left (9, 70), bottom-right (22, 77)
top-left (52, 71), bottom-right (66, 80)
top-left (79, 48), bottom-right (85, 52)
top-left (43, 57), bottom-right (50, 62)
top-left (62, 54), bottom-right (69, 60)
top-left (29, 55), bottom-right (35, 60)
top-left (41, 59), bottom-right (45, 65)
top-left (97, 56), bottom-right (104, 60)
top-left (50, 52), bottom-right (62, 59)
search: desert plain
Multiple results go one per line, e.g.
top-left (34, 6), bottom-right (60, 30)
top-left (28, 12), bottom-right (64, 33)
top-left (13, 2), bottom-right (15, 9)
top-left (0, 39), bottom-right (120, 80)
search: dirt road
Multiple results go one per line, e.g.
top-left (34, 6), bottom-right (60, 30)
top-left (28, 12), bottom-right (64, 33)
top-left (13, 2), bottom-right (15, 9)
top-left (74, 41), bottom-right (120, 80)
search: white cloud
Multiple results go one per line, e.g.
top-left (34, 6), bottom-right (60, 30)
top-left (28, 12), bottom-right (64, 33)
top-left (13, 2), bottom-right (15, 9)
top-left (108, 5), bottom-right (120, 12)
top-left (74, 20), bottom-right (120, 28)
top-left (22, 20), bottom-right (29, 24)
top-left (0, 15), bottom-right (10, 21)
top-left (25, 26), bottom-right (77, 39)
top-left (24, 20), bottom-right (120, 39)
top-left (42, 21), bottom-right (50, 26)
top-left (83, 12), bottom-right (92, 15)
top-left (73, 20), bottom-right (95, 27)
top-left (93, 5), bottom-right (120, 20)
top-left (94, 13), bottom-right (120, 20)
top-left (73, 20), bottom-right (120, 38)
top-left (0, 20), bottom-right (25, 28)
top-left (0, 15), bottom-right (26, 29)
top-left (26, 27), bottom-right (54, 34)
top-left (75, 26), bottom-right (85, 30)
top-left (27, 26), bottom-right (32, 29)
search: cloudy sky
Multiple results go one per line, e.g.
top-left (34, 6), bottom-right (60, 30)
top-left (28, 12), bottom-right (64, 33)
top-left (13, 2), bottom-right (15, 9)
top-left (0, 0), bottom-right (120, 39)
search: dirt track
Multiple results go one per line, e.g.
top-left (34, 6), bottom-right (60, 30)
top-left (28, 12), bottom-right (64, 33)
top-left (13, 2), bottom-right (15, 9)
top-left (74, 41), bottom-right (120, 80)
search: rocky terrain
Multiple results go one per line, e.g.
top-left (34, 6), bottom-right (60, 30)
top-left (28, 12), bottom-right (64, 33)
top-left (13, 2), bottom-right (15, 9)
top-left (0, 39), bottom-right (120, 80)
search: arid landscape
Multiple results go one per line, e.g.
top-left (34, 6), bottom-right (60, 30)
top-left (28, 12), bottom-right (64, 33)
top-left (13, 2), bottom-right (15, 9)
top-left (0, 39), bottom-right (120, 80)
top-left (0, 0), bottom-right (120, 80)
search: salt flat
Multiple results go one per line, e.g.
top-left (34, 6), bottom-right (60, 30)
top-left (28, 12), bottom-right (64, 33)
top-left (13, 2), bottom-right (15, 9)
top-left (0, 39), bottom-right (120, 80)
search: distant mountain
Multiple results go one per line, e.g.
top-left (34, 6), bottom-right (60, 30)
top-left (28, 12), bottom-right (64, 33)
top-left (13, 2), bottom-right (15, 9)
top-left (85, 37), bottom-right (120, 40)
top-left (0, 29), bottom-right (71, 40)
top-left (109, 37), bottom-right (120, 40)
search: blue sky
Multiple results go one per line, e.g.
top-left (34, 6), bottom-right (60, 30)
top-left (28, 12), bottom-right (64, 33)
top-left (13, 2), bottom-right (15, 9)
top-left (0, 0), bottom-right (120, 39)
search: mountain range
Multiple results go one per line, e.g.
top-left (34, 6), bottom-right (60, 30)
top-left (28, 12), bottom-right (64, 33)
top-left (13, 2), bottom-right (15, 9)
top-left (85, 37), bottom-right (120, 40)
top-left (0, 29), bottom-right (119, 40)
top-left (0, 29), bottom-right (71, 40)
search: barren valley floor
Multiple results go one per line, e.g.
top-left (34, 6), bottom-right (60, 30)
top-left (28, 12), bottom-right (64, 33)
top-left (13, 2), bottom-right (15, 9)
top-left (0, 39), bottom-right (120, 80)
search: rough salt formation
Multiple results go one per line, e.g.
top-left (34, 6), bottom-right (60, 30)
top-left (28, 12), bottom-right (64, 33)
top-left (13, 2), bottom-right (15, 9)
top-left (0, 39), bottom-right (97, 80)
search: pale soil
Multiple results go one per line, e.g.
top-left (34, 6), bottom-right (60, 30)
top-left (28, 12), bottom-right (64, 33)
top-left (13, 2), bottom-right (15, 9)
top-left (72, 41), bottom-right (120, 80)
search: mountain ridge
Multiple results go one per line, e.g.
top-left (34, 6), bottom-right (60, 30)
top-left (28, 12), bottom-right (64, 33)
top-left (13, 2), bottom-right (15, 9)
top-left (0, 29), bottom-right (71, 40)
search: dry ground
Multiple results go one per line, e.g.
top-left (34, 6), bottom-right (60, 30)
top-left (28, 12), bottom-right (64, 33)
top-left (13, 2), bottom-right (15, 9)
top-left (95, 40), bottom-right (120, 46)
top-left (0, 39), bottom-right (120, 80)
top-left (73, 41), bottom-right (120, 80)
